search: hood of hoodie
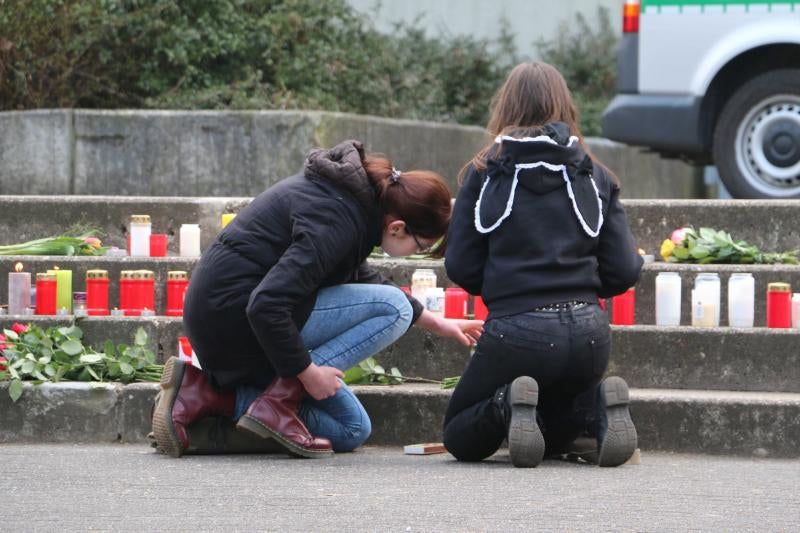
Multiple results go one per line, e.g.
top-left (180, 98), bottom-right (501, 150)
top-left (476, 122), bottom-right (603, 237)
top-left (303, 139), bottom-right (383, 247)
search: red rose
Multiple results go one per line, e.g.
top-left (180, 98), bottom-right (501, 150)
top-left (0, 356), bottom-right (6, 372)
top-left (0, 333), bottom-right (6, 352)
top-left (11, 323), bottom-right (28, 335)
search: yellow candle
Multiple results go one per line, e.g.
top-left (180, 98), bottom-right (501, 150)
top-left (221, 213), bottom-right (236, 228)
top-left (47, 268), bottom-right (72, 313)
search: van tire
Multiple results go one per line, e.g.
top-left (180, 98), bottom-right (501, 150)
top-left (713, 69), bottom-right (800, 199)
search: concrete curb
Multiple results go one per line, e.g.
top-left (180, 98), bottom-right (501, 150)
top-left (1, 382), bottom-right (798, 457)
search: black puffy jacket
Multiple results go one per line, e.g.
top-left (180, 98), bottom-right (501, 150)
top-left (183, 141), bottom-right (423, 389)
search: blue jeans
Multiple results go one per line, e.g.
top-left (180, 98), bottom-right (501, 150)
top-left (233, 284), bottom-right (413, 452)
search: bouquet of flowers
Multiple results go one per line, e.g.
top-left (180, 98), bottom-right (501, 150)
top-left (0, 230), bottom-right (107, 256)
top-left (660, 226), bottom-right (799, 264)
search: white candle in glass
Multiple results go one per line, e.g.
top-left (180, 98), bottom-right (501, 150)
top-left (728, 273), bottom-right (755, 328)
top-left (655, 272), bottom-right (681, 326)
top-left (179, 224), bottom-right (201, 257)
top-left (130, 215), bottom-right (152, 257)
top-left (8, 262), bottom-right (31, 316)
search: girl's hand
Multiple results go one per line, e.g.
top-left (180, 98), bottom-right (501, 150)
top-left (297, 363), bottom-right (344, 400)
top-left (435, 317), bottom-right (484, 346)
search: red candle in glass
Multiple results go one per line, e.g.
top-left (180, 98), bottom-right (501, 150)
top-left (474, 296), bottom-right (488, 321)
top-left (166, 271), bottom-right (189, 316)
top-left (766, 282), bottom-right (791, 328)
top-left (134, 270), bottom-right (155, 316)
top-left (35, 273), bottom-right (57, 315)
top-left (120, 271), bottom-right (134, 316)
top-left (178, 336), bottom-right (194, 364)
top-left (150, 234), bottom-right (168, 257)
top-left (612, 288), bottom-right (636, 325)
top-left (85, 269), bottom-right (110, 316)
top-left (445, 287), bottom-right (468, 319)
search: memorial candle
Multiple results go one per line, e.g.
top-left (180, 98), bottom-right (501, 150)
top-left (86, 269), bottom-right (110, 316)
top-left (47, 267), bottom-right (72, 313)
top-left (35, 273), bottom-right (57, 315)
top-left (166, 271), bottom-right (189, 316)
top-left (8, 262), bottom-right (31, 315)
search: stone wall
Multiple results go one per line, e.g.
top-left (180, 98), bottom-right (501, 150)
top-left (0, 109), bottom-right (701, 198)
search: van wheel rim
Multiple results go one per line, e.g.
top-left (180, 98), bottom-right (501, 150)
top-left (734, 95), bottom-right (800, 197)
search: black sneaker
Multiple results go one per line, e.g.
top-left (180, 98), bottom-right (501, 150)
top-left (507, 376), bottom-right (545, 468)
top-left (597, 376), bottom-right (638, 467)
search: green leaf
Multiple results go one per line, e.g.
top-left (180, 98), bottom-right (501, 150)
top-left (390, 367), bottom-right (402, 378)
top-left (673, 247), bottom-right (691, 260)
top-left (699, 227), bottom-right (716, 241)
top-left (120, 362), bottom-right (134, 375)
top-left (343, 366), bottom-right (365, 385)
top-left (104, 340), bottom-right (116, 358)
top-left (134, 328), bottom-right (148, 347)
top-left (8, 379), bottom-right (23, 402)
top-left (373, 365), bottom-right (385, 375)
top-left (4, 330), bottom-right (19, 341)
top-left (61, 339), bottom-right (84, 356)
top-left (690, 246), bottom-right (710, 259)
top-left (44, 364), bottom-right (57, 377)
top-left (21, 360), bottom-right (35, 374)
top-left (79, 353), bottom-right (104, 364)
top-left (86, 366), bottom-right (101, 381)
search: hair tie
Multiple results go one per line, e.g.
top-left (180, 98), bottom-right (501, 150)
top-left (389, 167), bottom-right (402, 184)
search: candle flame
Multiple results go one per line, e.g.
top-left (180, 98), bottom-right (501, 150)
top-left (53, 266), bottom-right (60, 271)
top-left (14, 262), bottom-right (23, 273)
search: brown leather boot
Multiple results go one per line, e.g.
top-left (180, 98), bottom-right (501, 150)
top-left (152, 357), bottom-right (236, 458)
top-left (235, 377), bottom-right (333, 458)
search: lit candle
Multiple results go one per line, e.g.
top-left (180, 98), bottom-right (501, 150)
top-left (8, 262), bottom-right (31, 315)
top-left (35, 273), bottom-right (57, 315)
top-left (47, 267), bottom-right (73, 313)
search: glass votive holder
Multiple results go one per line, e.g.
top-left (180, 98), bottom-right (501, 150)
top-left (0, 306), bottom-right (7, 316)
top-left (140, 308), bottom-right (156, 317)
top-left (110, 308), bottom-right (125, 317)
top-left (22, 307), bottom-right (35, 316)
top-left (56, 307), bottom-right (71, 316)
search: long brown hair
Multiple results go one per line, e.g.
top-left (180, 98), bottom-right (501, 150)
top-left (364, 156), bottom-right (452, 258)
top-left (461, 62), bottom-right (586, 182)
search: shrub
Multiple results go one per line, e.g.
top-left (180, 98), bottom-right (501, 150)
top-left (536, 6), bottom-right (619, 136)
top-left (0, 1), bottom-right (615, 133)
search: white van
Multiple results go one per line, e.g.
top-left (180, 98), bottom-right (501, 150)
top-left (602, 0), bottom-right (800, 198)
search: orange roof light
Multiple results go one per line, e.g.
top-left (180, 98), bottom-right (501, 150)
top-left (623, 0), bottom-right (640, 33)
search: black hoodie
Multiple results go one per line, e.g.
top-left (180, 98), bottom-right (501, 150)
top-left (445, 123), bottom-right (643, 319)
top-left (183, 140), bottom-right (423, 389)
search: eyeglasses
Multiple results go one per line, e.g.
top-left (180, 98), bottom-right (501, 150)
top-left (408, 229), bottom-right (434, 254)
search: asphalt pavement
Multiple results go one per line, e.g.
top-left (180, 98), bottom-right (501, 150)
top-left (1, 444), bottom-right (799, 532)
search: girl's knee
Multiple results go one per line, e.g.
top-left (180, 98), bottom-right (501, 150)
top-left (333, 414), bottom-right (372, 453)
top-left (385, 286), bottom-right (414, 330)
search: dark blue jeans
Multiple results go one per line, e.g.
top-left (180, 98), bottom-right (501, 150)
top-left (443, 304), bottom-right (610, 461)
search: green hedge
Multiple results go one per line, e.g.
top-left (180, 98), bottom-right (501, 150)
top-left (0, 0), bottom-right (616, 135)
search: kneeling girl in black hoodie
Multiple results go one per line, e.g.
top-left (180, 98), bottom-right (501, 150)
top-left (443, 62), bottom-right (643, 467)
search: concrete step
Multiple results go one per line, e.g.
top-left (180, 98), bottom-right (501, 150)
top-left (3, 316), bottom-right (799, 393)
top-left (1, 381), bottom-right (798, 458)
top-left (2, 196), bottom-right (800, 261)
top-left (2, 256), bottom-right (799, 327)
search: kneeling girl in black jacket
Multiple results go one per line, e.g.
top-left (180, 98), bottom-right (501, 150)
top-left (443, 62), bottom-right (643, 467)
top-left (152, 140), bottom-right (483, 458)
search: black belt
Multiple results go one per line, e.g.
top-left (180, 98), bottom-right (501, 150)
top-left (533, 300), bottom-right (590, 312)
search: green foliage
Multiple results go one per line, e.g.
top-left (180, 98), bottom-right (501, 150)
top-left (0, 0), bottom-right (518, 125)
top-left (0, 323), bottom-right (163, 402)
top-left (343, 357), bottom-right (404, 385)
top-left (536, 6), bottom-right (619, 136)
top-left (666, 227), bottom-right (799, 265)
